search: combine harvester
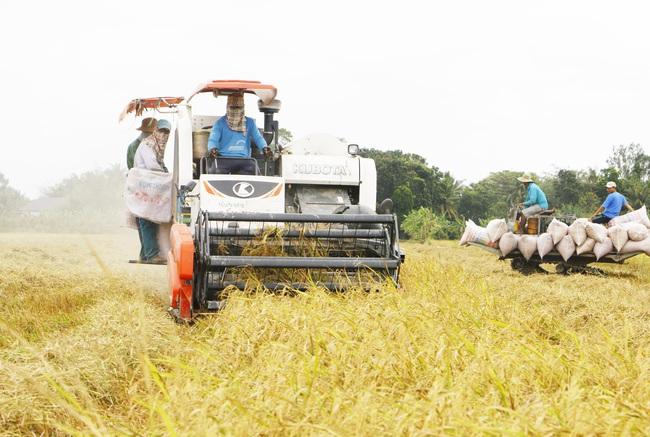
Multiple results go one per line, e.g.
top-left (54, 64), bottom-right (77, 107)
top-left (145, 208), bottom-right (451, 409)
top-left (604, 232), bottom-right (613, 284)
top-left (122, 80), bottom-right (404, 322)
top-left (464, 206), bottom-right (648, 275)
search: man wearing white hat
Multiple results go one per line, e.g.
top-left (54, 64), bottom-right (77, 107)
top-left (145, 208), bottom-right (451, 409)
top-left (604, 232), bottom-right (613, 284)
top-left (515, 173), bottom-right (549, 233)
top-left (591, 181), bottom-right (633, 224)
top-left (516, 173), bottom-right (548, 217)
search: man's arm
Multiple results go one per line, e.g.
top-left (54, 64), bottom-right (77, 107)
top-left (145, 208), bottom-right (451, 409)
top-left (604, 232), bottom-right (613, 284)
top-left (522, 186), bottom-right (535, 207)
top-left (591, 206), bottom-right (604, 217)
top-left (126, 139), bottom-right (139, 169)
top-left (593, 195), bottom-right (610, 217)
top-left (207, 121), bottom-right (221, 157)
top-left (249, 119), bottom-right (272, 158)
top-left (624, 202), bottom-right (634, 212)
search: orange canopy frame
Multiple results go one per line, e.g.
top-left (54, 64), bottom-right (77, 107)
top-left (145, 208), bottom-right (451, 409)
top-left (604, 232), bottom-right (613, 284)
top-left (187, 80), bottom-right (277, 104)
top-left (119, 96), bottom-right (184, 121)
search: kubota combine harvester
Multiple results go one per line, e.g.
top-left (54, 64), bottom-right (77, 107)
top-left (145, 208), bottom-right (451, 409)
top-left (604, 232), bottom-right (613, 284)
top-left (122, 80), bottom-right (404, 322)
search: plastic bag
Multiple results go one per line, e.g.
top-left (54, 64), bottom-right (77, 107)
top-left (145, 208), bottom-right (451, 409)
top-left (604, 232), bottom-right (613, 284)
top-left (607, 225), bottom-right (628, 252)
top-left (547, 219), bottom-right (569, 244)
top-left (576, 238), bottom-right (596, 255)
top-left (518, 235), bottom-right (538, 261)
top-left (586, 222), bottom-right (608, 243)
top-left (593, 238), bottom-right (614, 261)
top-left (487, 218), bottom-right (508, 243)
top-left (568, 218), bottom-right (588, 246)
top-left (537, 233), bottom-right (554, 259)
top-left (556, 235), bottom-right (576, 261)
top-left (622, 222), bottom-right (649, 241)
top-left (608, 205), bottom-right (650, 228)
top-left (124, 168), bottom-right (173, 224)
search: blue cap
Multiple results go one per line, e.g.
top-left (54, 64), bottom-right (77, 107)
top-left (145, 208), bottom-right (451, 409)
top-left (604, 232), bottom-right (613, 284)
top-left (157, 119), bottom-right (172, 131)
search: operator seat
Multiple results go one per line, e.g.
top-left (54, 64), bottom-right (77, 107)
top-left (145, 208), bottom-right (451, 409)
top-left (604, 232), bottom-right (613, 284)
top-left (200, 156), bottom-right (260, 176)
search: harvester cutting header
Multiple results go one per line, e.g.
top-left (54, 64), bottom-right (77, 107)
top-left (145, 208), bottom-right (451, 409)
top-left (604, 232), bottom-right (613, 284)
top-left (122, 80), bottom-right (404, 322)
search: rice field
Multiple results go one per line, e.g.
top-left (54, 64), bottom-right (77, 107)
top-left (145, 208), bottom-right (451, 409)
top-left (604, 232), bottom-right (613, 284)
top-left (1, 232), bottom-right (649, 435)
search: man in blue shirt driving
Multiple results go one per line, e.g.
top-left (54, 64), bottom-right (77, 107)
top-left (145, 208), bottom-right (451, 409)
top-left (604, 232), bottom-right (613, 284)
top-left (591, 181), bottom-right (633, 224)
top-left (517, 173), bottom-right (549, 216)
top-left (516, 173), bottom-right (549, 233)
top-left (207, 94), bottom-right (271, 174)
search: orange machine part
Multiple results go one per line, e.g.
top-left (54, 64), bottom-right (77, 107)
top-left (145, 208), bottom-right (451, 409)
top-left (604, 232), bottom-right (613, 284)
top-left (169, 224), bottom-right (195, 321)
top-left (118, 96), bottom-right (185, 121)
top-left (188, 79), bottom-right (277, 104)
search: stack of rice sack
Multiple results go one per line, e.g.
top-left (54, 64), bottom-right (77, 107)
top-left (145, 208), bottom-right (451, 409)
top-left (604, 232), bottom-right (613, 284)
top-left (459, 206), bottom-right (650, 261)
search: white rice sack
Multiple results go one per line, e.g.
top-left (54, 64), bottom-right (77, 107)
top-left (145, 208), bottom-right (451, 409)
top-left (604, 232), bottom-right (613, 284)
top-left (498, 232), bottom-right (519, 256)
top-left (593, 238), bottom-right (614, 261)
top-left (124, 168), bottom-right (173, 224)
top-left (486, 218), bottom-right (508, 243)
top-left (459, 220), bottom-right (490, 246)
top-left (576, 238), bottom-right (596, 255)
top-left (518, 235), bottom-right (538, 261)
top-left (586, 222), bottom-right (608, 244)
top-left (567, 218), bottom-right (588, 246)
top-left (609, 205), bottom-right (650, 228)
top-left (459, 220), bottom-right (474, 245)
top-left (556, 235), bottom-right (576, 261)
top-left (607, 225), bottom-right (628, 252)
top-left (536, 233), bottom-right (554, 259)
top-left (547, 219), bottom-right (569, 244)
top-left (622, 222), bottom-right (649, 241)
top-left (621, 237), bottom-right (650, 255)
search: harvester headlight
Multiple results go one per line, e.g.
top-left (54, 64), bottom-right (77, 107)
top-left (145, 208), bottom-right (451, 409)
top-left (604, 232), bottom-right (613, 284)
top-left (348, 144), bottom-right (360, 156)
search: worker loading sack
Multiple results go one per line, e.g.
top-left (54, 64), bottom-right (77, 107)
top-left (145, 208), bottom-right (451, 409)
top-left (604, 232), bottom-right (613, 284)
top-left (124, 168), bottom-right (173, 223)
top-left (459, 206), bottom-right (650, 262)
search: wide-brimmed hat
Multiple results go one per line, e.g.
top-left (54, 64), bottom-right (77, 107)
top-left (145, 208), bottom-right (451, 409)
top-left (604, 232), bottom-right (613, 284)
top-left (606, 181), bottom-right (617, 188)
top-left (517, 173), bottom-right (533, 183)
top-left (137, 117), bottom-right (157, 133)
top-left (156, 119), bottom-right (172, 131)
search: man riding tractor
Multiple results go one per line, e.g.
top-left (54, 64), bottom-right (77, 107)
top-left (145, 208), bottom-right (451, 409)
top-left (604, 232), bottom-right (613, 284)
top-left (516, 173), bottom-right (550, 234)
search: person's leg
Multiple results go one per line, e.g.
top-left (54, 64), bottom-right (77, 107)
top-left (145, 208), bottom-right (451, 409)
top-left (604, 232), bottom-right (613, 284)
top-left (136, 217), bottom-right (145, 260)
top-left (215, 159), bottom-right (237, 174)
top-left (236, 159), bottom-right (256, 175)
top-left (591, 215), bottom-right (610, 225)
top-left (522, 204), bottom-right (543, 218)
top-left (517, 212), bottom-right (526, 234)
top-left (138, 218), bottom-right (160, 260)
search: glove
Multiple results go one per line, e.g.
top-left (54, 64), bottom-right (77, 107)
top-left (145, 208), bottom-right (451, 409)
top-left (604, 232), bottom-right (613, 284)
top-left (209, 149), bottom-right (218, 158)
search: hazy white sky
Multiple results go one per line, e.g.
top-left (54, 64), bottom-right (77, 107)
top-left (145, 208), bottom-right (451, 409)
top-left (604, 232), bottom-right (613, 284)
top-left (1, 0), bottom-right (650, 198)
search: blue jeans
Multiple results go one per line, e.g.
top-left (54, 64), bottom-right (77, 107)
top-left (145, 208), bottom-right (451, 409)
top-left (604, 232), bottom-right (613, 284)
top-left (137, 217), bottom-right (159, 260)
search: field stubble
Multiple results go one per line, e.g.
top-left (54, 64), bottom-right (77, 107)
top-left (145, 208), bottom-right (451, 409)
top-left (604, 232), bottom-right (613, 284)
top-left (0, 232), bottom-right (649, 435)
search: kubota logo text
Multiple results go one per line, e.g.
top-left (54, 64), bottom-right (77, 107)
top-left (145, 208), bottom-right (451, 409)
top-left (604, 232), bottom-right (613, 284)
top-left (292, 163), bottom-right (351, 176)
top-left (232, 182), bottom-right (255, 198)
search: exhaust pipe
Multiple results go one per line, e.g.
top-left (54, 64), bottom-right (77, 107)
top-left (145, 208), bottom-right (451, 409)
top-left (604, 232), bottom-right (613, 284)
top-left (258, 99), bottom-right (281, 147)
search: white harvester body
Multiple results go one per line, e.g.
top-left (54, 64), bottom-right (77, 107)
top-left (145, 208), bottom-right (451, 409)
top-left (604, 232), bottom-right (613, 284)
top-left (121, 80), bottom-right (403, 322)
